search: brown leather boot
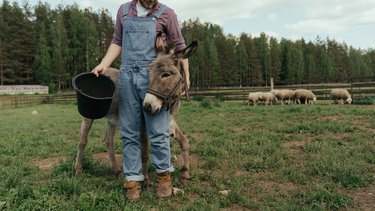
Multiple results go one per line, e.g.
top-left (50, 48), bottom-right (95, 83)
top-left (124, 181), bottom-right (141, 201)
top-left (157, 172), bottom-right (172, 199)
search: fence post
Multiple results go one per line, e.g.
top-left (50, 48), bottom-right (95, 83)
top-left (14, 95), bottom-right (18, 108)
top-left (350, 80), bottom-right (354, 101)
top-left (241, 87), bottom-right (246, 104)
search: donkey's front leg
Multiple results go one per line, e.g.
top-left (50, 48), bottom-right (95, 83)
top-left (75, 118), bottom-right (94, 175)
top-left (105, 121), bottom-right (121, 177)
top-left (173, 123), bottom-right (190, 186)
top-left (140, 119), bottom-right (152, 187)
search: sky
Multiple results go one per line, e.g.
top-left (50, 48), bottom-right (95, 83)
top-left (8, 0), bottom-right (375, 50)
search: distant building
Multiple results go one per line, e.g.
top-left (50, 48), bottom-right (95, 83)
top-left (0, 85), bottom-right (49, 95)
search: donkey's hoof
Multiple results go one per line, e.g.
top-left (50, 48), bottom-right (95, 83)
top-left (179, 177), bottom-right (189, 186)
top-left (114, 170), bottom-right (122, 178)
top-left (143, 178), bottom-right (153, 188)
top-left (75, 168), bottom-right (82, 175)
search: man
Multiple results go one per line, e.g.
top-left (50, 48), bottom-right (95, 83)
top-left (92, 0), bottom-right (189, 200)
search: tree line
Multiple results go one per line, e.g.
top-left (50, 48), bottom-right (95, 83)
top-left (1, 0), bottom-right (375, 92)
top-left (0, 0), bottom-right (115, 92)
top-left (182, 20), bottom-right (375, 87)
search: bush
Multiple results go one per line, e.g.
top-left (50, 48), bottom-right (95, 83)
top-left (200, 99), bottom-right (212, 109)
top-left (215, 94), bottom-right (225, 101)
top-left (192, 95), bottom-right (205, 101)
top-left (42, 96), bottom-right (54, 104)
top-left (352, 97), bottom-right (375, 105)
top-left (48, 83), bottom-right (57, 94)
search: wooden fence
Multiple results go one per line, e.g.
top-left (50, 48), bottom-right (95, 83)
top-left (1, 82), bottom-right (374, 109)
top-left (0, 93), bottom-right (76, 109)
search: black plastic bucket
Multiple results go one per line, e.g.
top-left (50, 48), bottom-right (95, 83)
top-left (72, 72), bottom-right (116, 119)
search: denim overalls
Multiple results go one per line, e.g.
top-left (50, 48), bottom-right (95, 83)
top-left (118, 2), bottom-right (174, 182)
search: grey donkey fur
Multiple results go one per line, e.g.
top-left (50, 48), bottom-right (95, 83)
top-left (74, 68), bottom-right (152, 185)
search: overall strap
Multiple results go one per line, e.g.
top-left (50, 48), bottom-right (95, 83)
top-left (153, 4), bottom-right (168, 19)
top-left (122, 2), bottom-right (131, 19)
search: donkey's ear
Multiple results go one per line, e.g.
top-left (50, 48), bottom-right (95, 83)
top-left (174, 41), bottom-right (198, 59)
top-left (155, 33), bottom-right (165, 53)
top-left (182, 41), bottom-right (198, 59)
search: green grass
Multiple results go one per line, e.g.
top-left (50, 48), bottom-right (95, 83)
top-left (0, 102), bottom-right (374, 210)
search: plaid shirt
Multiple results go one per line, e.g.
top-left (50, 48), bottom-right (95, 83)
top-left (111, 0), bottom-right (186, 51)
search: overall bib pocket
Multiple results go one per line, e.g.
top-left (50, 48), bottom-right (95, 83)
top-left (124, 29), bottom-right (149, 51)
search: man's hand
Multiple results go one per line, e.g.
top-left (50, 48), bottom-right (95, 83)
top-left (180, 79), bottom-right (190, 96)
top-left (91, 43), bottom-right (122, 77)
top-left (92, 64), bottom-right (108, 77)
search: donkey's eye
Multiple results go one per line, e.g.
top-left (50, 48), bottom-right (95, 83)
top-left (161, 72), bottom-right (171, 78)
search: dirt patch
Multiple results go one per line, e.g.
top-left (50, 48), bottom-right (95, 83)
top-left (234, 170), bottom-right (249, 177)
top-left (173, 153), bottom-right (203, 173)
top-left (283, 140), bottom-right (305, 149)
top-left (255, 180), bottom-right (297, 192)
top-left (317, 115), bottom-right (345, 122)
top-left (188, 132), bottom-right (203, 143)
top-left (92, 152), bottom-right (123, 167)
top-left (32, 151), bottom-right (203, 175)
top-left (282, 140), bottom-right (305, 158)
top-left (222, 204), bottom-right (250, 211)
top-left (346, 184), bottom-right (375, 211)
top-left (231, 126), bottom-right (251, 134)
top-left (319, 115), bottom-right (375, 135)
top-left (31, 153), bottom-right (123, 171)
top-left (351, 118), bottom-right (375, 134)
top-left (249, 171), bottom-right (299, 192)
top-left (245, 173), bottom-right (300, 204)
top-left (31, 156), bottom-right (68, 171)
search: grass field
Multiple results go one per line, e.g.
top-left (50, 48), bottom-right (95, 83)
top-left (0, 100), bottom-right (374, 210)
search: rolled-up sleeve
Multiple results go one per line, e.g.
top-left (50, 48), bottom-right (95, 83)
top-left (166, 9), bottom-right (186, 51)
top-left (111, 6), bottom-right (123, 46)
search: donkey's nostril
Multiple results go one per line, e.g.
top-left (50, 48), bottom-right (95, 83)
top-left (143, 104), bottom-right (152, 113)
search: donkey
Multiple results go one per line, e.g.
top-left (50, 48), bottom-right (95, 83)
top-left (74, 68), bottom-right (153, 185)
top-left (74, 37), bottom-right (198, 186)
top-left (143, 36), bottom-right (198, 185)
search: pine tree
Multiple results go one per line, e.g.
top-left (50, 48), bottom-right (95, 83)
top-left (83, 9), bottom-right (100, 73)
top-left (50, 12), bottom-right (69, 91)
top-left (15, 2), bottom-right (36, 84)
top-left (321, 49), bottom-right (334, 83)
top-left (248, 46), bottom-right (263, 86)
top-left (363, 50), bottom-right (375, 79)
top-left (280, 39), bottom-right (293, 84)
top-left (254, 33), bottom-right (271, 85)
top-left (216, 35), bottom-right (237, 86)
top-left (293, 41), bottom-right (305, 83)
top-left (235, 40), bottom-right (248, 86)
top-left (1, 1), bottom-right (35, 84)
top-left (0, 1), bottom-right (6, 85)
top-left (340, 43), bottom-right (353, 82)
top-left (34, 2), bottom-right (52, 43)
top-left (269, 37), bottom-right (281, 83)
top-left (303, 41), bottom-right (320, 83)
top-left (98, 9), bottom-right (115, 59)
top-left (0, 0), bottom-right (14, 84)
top-left (206, 23), bottom-right (223, 85)
top-left (203, 39), bottom-right (220, 86)
top-left (34, 25), bottom-right (52, 85)
top-left (240, 34), bottom-right (262, 86)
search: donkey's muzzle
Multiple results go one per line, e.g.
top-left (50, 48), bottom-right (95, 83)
top-left (143, 103), bottom-right (160, 115)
